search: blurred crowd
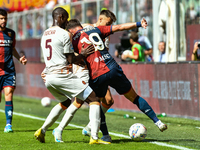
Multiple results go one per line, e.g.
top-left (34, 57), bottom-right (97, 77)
top-left (4, 0), bottom-right (200, 62)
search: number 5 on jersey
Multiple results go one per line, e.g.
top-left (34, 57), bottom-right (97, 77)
top-left (46, 39), bottom-right (52, 60)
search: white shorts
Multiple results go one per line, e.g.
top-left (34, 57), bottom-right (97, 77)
top-left (45, 72), bottom-right (92, 102)
top-left (73, 64), bottom-right (89, 83)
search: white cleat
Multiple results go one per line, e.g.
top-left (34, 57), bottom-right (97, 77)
top-left (155, 120), bottom-right (168, 132)
top-left (52, 128), bottom-right (64, 142)
top-left (82, 126), bottom-right (91, 136)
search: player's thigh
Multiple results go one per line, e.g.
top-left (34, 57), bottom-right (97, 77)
top-left (89, 76), bottom-right (108, 98)
top-left (85, 90), bottom-right (100, 105)
top-left (46, 83), bottom-right (68, 102)
top-left (75, 97), bottom-right (85, 105)
top-left (109, 65), bottom-right (132, 95)
top-left (46, 74), bottom-right (88, 101)
top-left (3, 87), bottom-right (15, 101)
top-left (2, 74), bottom-right (16, 101)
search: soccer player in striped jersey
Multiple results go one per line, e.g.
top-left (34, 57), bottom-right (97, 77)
top-left (0, 9), bottom-right (27, 133)
top-left (77, 9), bottom-right (117, 142)
top-left (67, 18), bottom-right (167, 133)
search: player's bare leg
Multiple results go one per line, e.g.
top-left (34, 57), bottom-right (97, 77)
top-left (42, 100), bottom-right (71, 132)
top-left (34, 99), bottom-right (72, 143)
top-left (124, 87), bottom-right (167, 132)
top-left (101, 88), bottom-right (114, 113)
top-left (52, 99), bottom-right (83, 142)
top-left (4, 87), bottom-right (14, 133)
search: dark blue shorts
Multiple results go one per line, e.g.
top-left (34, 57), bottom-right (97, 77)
top-left (89, 65), bottom-right (131, 97)
top-left (0, 73), bottom-right (16, 91)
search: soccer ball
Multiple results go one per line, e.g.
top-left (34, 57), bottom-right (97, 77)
top-left (41, 97), bottom-right (51, 107)
top-left (122, 50), bottom-right (133, 61)
top-left (129, 123), bottom-right (147, 141)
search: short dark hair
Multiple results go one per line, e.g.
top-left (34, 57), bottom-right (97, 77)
top-left (0, 9), bottom-right (7, 16)
top-left (100, 10), bottom-right (116, 23)
top-left (129, 31), bottom-right (138, 42)
top-left (66, 19), bottom-right (82, 30)
top-left (52, 7), bottom-right (68, 19)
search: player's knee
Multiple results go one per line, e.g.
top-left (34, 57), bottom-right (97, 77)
top-left (86, 91), bottom-right (100, 103)
top-left (60, 99), bottom-right (71, 110)
top-left (73, 98), bottom-right (84, 108)
top-left (101, 96), bottom-right (114, 106)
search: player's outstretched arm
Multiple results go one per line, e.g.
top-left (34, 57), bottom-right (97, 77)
top-left (112, 18), bottom-right (147, 33)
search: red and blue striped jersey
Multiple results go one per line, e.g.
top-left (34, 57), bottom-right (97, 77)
top-left (0, 28), bottom-right (16, 76)
top-left (72, 26), bottom-right (118, 80)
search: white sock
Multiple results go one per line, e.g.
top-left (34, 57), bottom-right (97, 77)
top-left (86, 105), bottom-right (107, 130)
top-left (86, 105), bottom-right (108, 129)
top-left (89, 104), bottom-right (100, 140)
top-left (41, 104), bottom-right (64, 133)
top-left (85, 121), bottom-right (91, 129)
top-left (155, 120), bottom-right (162, 127)
top-left (58, 103), bottom-right (79, 131)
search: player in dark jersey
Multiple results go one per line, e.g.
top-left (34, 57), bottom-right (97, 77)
top-left (0, 9), bottom-right (27, 133)
top-left (67, 18), bottom-right (168, 132)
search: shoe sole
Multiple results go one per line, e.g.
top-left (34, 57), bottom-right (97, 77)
top-left (34, 135), bottom-right (45, 143)
top-left (160, 125), bottom-right (168, 132)
top-left (4, 130), bottom-right (13, 133)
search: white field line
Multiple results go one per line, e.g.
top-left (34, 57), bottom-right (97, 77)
top-left (0, 109), bottom-right (195, 150)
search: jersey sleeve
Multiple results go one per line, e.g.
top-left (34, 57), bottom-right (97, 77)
top-left (63, 31), bottom-right (74, 54)
top-left (97, 26), bottom-right (113, 39)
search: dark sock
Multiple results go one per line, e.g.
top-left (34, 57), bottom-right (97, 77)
top-left (100, 106), bottom-right (109, 135)
top-left (5, 101), bottom-right (13, 125)
top-left (133, 96), bottom-right (159, 123)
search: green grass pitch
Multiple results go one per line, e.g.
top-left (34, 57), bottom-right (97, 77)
top-left (0, 96), bottom-right (199, 150)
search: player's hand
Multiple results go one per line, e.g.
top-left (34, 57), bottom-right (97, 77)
top-left (80, 44), bottom-right (95, 57)
top-left (41, 72), bottom-right (46, 83)
top-left (19, 56), bottom-right (27, 65)
top-left (141, 18), bottom-right (148, 29)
